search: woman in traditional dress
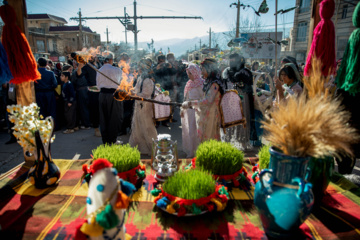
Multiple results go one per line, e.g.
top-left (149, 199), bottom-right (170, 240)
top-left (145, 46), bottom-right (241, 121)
top-left (274, 63), bottom-right (303, 104)
top-left (180, 63), bottom-right (204, 157)
top-left (182, 58), bottom-right (224, 143)
top-left (222, 54), bottom-right (255, 150)
top-left (129, 59), bottom-right (157, 155)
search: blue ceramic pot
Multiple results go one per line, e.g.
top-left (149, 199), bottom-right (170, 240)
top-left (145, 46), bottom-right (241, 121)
top-left (268, 147), bottom-right (311, 184)
top-left (255, 170), bottom-right (314, 238)
top-left (308, 156), bottom-right (334, 208)
top-left (254, 148), bottom-right (314, 238)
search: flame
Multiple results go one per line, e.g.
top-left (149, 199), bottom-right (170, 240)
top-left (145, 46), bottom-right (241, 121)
top-left (115, 60), bottom-right (135, 101)
top-left (75, 46), bottom-right (102, 64)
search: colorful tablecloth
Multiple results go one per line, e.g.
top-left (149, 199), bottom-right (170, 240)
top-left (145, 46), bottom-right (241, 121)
top-left (0, 159), bottom-right (359, 239)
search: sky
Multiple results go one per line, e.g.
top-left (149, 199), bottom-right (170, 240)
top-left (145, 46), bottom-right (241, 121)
top-left (25, 0), bottom-right (296, 45)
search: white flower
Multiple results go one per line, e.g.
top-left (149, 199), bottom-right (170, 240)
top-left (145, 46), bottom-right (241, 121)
top-left (8, 103), bottom-right (55, 151)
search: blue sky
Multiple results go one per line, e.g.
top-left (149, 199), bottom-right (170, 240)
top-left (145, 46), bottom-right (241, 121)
top-left (25, 0), bottom-right (296, 44)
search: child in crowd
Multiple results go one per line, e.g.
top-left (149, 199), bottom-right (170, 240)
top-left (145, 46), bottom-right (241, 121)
top-left (60, 72), bottom-right (77, 134)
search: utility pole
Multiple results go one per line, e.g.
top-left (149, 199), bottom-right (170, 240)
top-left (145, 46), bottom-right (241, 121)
top-left (208, 27), bottom-right (212, 48)
top-left (134, 0), bottom-right (138, 51)
top-left (236, 0), bottom-right (240, 38)
top-left (199, 39), bottom-right (202, 49)
top-left (78, 8), bottom-right (83, 50)
top-left (70, 3), bottom-right (202, 52)
top-left (124, 7), bottom-right (128, 46)
top-left (105, 27), bottom-right (110, 45)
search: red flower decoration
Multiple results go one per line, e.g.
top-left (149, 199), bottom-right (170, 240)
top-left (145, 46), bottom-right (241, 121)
top-left (177, 206), bottom-right (187, 217)
top-left (191, 157), bottom-right (196, 168)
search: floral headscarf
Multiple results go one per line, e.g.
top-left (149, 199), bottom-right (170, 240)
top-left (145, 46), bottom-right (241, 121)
top-left (184, 63), bottom-right (204, 97)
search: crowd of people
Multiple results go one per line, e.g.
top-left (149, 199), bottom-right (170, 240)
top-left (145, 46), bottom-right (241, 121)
top-left (1, 50), bottom-right (350, 170)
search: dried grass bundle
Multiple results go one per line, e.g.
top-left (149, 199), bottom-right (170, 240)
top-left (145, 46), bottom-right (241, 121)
top-left (263, 58), bottom-right (359, 158)
top-left (303, 57), bottom-right (332, 98)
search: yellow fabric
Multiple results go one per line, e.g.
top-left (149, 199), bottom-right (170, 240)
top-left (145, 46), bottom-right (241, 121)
top-left (211, 198), bottom-right (226, 211)
top-left (166, 201), bottom-right (176, 214)
top-left (80, 216), bottom-right (104, 237)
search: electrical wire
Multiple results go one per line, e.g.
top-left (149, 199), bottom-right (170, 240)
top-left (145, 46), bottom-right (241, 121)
top-left (137, 3), bottom-right (197, 17)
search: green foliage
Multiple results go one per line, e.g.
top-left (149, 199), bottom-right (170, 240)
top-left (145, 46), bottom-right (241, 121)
top-left (163, 169), bottom-right (216, 200)
top-left (196, 140), bottom-right (244, 175)
top-left (258, 144), bottom-right (271, 170)
top-left (92, 144), bottom-right (140, 173)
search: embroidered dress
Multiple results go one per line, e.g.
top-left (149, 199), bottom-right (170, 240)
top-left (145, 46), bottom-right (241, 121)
top-left (221, 81), bottom-right (253, 150)
top-left (129, 76), bottom-right (157, 155)
top-left (181, 85), bottom-right (204, 157)
top-left (192, 81), bottom-right (222, 143)
top-left (181, 64), bottom-right (204, 157)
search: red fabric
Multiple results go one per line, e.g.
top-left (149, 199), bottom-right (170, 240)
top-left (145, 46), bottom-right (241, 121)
top-left (117, 164), bottom-right (143, 185)
top-left (213, 167), bottom-right (246, 181)
top-left (192, 158), bottom-right (248, 185)
top-left (304, 0), bottom-right (336, 77)
top-left (0, 4), bottom-right (41, 84)
top-left (161, 185), bottom-right (226, 206)
top-left (177, 206), bottom-right (187, 217)
top-left (74, 219), bottom-right (87, 240)
top-left (90, 159), bottom-right (113, 174)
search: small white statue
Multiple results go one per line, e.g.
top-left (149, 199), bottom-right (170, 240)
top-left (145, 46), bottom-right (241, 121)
top-left (75, 159), bottom-right (135, 240)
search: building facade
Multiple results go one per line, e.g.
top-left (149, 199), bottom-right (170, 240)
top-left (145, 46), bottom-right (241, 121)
top-left (291, 0), bottom-right (357, 63)
top-left (27, 14), bottom-right (101, 61)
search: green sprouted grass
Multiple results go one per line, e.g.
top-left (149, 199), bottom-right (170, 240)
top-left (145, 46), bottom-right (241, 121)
top-left (196, 140), bottom-right (244, 175)
top-left (258, 144), bottom-right (271, 170)
top-left (92, 144), bottom-right (140, 172)
top-left (163, 169), bottom-right (216, 200)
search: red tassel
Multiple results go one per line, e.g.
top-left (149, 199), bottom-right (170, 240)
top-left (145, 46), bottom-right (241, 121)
top-left (0, 4), bottom-right (41, 84)
top-left (177, 206), bottom-right (187, 217)
top-left (304, 0), bottom-right (336, 77)
top-left (90, 159), bottom-right (113, 174)
top-left (205, 203), bottom-right (215, 212)
top-left (232, 178), bottom-right (240, 187)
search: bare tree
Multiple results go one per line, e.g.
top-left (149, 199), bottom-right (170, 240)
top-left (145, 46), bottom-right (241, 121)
top-left (223, 15), bottom-right (265, 41)
top-left (211, 32), bottom-right (221, 49)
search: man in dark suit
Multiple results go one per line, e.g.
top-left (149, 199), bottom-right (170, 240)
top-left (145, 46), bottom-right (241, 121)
top-left (35, 58), bottom-right (58, 124)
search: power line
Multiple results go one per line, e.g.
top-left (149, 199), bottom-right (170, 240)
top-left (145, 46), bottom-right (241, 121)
top-left (137, 3), bottom-right (197, 17)
top-left (84, 4), bottom-right (133, 15)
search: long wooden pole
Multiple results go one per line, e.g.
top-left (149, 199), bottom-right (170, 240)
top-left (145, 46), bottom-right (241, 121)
top-left (80, 60), bottom-right (182, 107)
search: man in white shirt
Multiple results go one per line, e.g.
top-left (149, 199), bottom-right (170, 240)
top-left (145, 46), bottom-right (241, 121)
top-left (96, 51), bottom-right (123, 144)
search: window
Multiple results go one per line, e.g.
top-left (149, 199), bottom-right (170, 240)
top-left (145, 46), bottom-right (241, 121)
top-left (342, 5), bottom-right (348, 19)
top-left (40, 23), bottom-right (48, 33)
top-left (299, 0), bottom-right (311, 13)
top-left (296, 22), bottom-right (308, 42)
top-left (36, 40), bottom-right (45, 52)
top-left (53, 40), bottom-right (57, 52)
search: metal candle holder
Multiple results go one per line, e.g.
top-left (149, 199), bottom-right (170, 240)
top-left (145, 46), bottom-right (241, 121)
top-left (151, 134), bottom-right (179, 182)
